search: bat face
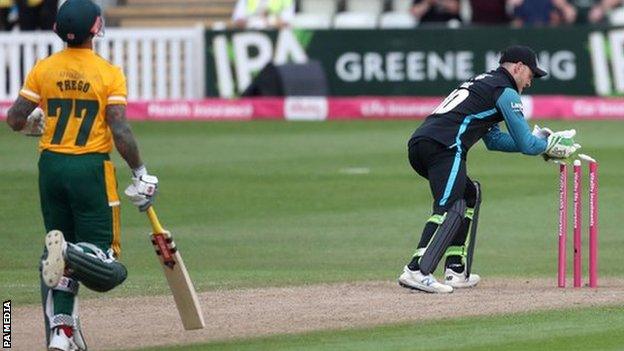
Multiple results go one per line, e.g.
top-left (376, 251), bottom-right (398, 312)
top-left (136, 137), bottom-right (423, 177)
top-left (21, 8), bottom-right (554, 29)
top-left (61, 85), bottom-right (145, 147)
top-left (150, 230), bottom-right (205, 330)
top-left (147, 207), bottom-right (205, 330)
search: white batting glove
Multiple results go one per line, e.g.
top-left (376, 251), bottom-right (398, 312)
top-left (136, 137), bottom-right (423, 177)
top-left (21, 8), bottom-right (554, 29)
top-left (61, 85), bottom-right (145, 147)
top-left (124, 166), bottom-right (158, 211)
top-left (544, 129), bottom-right (581, 159)
top-left (21, 107), bottom-right (45, 137)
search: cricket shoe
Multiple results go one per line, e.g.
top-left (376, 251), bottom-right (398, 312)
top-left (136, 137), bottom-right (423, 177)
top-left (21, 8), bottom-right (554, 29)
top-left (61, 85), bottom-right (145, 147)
top-left (444, 268), bottom-right (481, 288)
top-left (48, 326), bottom-right (79, 351)
top-left (42, 230), bottom-right (67, 288)
top-left (398, 266), bottom-right (453, 293)
top-left (73, 316), bottom-right (87, 351)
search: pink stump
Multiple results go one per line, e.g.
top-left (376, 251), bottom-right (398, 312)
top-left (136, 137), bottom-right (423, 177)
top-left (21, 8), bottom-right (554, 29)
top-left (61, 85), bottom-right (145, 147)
top-left (558, 164), bottom-right (567, 288)
top-left (589, 162), bottom-right (599, 288)
top-left (573, 161), bottom-right (582, 287)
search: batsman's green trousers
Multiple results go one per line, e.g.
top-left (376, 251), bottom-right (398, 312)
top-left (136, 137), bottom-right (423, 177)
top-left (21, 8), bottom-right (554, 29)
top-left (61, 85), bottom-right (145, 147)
top-left (38, 150), bottom-right (121, 256)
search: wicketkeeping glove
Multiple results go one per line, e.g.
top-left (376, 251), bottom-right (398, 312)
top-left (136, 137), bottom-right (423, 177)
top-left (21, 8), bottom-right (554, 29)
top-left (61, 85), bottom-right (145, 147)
top-left (544, 129), bottom-right (581, 159)
top-left (124, 169), bottom-right (158, 211)
top-left (21, 107), bottom-right (45, 137)
top-left (531, 124), bottom-right (553, 139)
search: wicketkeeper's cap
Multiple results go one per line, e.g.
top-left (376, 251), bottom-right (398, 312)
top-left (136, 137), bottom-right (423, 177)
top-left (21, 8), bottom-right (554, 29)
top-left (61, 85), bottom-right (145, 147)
top-left (499, 45), bottom-right (547, 78)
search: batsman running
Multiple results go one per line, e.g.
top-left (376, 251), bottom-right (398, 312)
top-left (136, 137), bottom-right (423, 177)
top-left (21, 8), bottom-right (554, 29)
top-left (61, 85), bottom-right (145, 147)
top-left (399, 45), bottom-right (581, 293)
top-left (6, 0), bottom-right (158, 349)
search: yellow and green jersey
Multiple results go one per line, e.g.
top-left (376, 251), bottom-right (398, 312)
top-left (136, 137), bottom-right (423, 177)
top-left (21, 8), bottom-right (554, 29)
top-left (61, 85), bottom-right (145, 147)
top-left (20, 47), bottom-right (127, 155)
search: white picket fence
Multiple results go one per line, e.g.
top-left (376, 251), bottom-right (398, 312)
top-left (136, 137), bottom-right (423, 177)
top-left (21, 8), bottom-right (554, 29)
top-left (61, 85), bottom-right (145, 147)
top-left (0, 26), bottom-right (205, 101)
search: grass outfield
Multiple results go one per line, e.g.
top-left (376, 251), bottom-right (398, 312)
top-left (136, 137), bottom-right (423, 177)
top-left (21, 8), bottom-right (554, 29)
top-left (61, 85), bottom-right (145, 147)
top-left (1, 120), bottom-right (622, 306)
top-left (137, 305), bottom-right (624, 351)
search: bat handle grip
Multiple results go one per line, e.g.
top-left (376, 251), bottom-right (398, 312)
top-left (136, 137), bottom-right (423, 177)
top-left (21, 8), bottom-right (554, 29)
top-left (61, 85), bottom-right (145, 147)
top-left (146, 206), bottom-right (166, 234)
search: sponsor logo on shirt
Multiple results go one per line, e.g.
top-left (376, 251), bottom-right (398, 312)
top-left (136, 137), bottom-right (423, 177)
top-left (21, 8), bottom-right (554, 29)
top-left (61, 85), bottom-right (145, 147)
top-left (511, 102), bottom-right (523, 112)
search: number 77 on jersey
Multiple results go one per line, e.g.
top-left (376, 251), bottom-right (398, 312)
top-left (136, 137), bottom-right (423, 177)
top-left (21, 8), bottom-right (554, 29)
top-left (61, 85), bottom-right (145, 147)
top-left (146, 206), bottom-right (205, 330)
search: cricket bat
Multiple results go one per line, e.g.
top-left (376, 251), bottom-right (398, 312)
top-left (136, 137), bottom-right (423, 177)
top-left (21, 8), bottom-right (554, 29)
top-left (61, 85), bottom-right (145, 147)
top-left (146, 206), bottom-right (205, 330)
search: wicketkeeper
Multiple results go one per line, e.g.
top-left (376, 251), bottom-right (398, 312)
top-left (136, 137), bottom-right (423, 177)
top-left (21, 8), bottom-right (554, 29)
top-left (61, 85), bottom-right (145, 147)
top-left (399, 45), bottom-right (581, 293)
top-left (6, 0), bottom-right (159, 349)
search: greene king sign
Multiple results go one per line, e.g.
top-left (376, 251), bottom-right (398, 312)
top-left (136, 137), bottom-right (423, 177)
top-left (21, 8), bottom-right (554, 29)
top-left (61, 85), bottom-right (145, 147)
top-left (205, 28), bottom-right (602, 97)
top-left (334, 50), bottom-right (576, 83)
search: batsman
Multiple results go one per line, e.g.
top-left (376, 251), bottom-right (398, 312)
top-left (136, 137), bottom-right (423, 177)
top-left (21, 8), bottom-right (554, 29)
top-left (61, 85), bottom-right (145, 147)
top-left (399, 45), bottom-right (581, 293)
top-left (6, 0), bottom-right (158, 349)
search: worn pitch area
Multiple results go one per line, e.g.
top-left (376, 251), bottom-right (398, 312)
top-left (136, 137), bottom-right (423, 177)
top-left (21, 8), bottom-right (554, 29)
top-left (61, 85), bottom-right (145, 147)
top-left (12, 278), bottom-right (624, 350)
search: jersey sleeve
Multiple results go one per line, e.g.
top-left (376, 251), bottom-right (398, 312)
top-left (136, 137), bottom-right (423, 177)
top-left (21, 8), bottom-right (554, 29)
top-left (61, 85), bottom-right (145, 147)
top-left (482, 123), bottom-right (520, 152)
top-left (19, 61), bottom-right (42, 103)
top-left (494, 88), bottom-right (547, 155)
top-left (107, 66), bottom-right (127, 106)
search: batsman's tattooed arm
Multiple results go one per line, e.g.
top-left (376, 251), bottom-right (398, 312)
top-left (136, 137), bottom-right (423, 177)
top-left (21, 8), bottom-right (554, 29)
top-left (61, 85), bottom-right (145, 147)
top-left (6, 96), bottom-right (38, 131)
top-left (106, 104), bottom-right (143, 169)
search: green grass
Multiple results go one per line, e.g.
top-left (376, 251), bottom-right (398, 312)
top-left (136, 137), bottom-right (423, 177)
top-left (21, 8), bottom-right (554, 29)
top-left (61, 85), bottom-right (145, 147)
top-left (2, 120), bottom-right (623, 351)
top-left (136, 305), bottom-right (624, 351)
top-left (1, 120), bottom-right (623, 305)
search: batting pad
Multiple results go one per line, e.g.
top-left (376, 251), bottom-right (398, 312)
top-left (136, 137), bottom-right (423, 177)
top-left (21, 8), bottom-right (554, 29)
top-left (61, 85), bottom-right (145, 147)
top-left (419, 199), bottom-right (467, 275)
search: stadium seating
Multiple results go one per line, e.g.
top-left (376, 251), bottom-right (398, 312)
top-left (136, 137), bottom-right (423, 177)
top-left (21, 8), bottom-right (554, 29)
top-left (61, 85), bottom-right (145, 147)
top-left (379, 11), bottom-right (417, 28)
top-left (104, 0), bottom-right (424, 29)
top-left (345, 0), bottom-right (385, 14)
top-left (299, 0), bottom-right (339, 16)
top-left (333, 12), bottom-right (378, 28)
top-left (391, 0), bottom-right (412, 12)
top-left (291, 13), bottom-right (333, 29)
top-left (105, 0), bottom-right (234, 27)
top-left (609, 7), bottom-right (624, 26)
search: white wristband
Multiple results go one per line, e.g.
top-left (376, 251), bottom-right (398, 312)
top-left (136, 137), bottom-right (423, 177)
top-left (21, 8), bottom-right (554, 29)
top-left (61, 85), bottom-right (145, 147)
top-left (132, 165), bottom-right (147, 177)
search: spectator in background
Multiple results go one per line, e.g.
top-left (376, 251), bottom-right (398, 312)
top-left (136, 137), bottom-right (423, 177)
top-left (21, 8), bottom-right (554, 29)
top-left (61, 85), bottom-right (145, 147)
top-left (0, 0), bottom-right (14, 30)
top-left (553, 0), bottom-right (580, 23)
top-left (231, 0), bottom-right (294, 29)
top-left (16, 0), bottom-right (57, 30)
top-left (411, 0), bottom-right (461, 25)
top-left (469, 0), bottom-right (510, 24)
top-left (587, 0), bottom-right (623, 23)
top-left (509, 0), bottom-right (577, 26)
top-left (569, 0), bottom-right (598, 23)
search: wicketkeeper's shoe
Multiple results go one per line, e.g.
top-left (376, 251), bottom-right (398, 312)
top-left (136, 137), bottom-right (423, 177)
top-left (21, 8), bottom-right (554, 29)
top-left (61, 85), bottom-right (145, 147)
top-left (444, 268), bottom-right (481, 288)
top-left (48, 326), bottom-right (78, 351)
top-left (398, 266), bottom-right (453, 293)
top-left (42, 230), bottom-right (67, 288)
